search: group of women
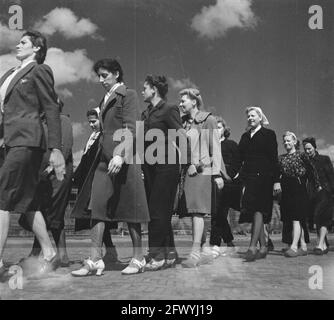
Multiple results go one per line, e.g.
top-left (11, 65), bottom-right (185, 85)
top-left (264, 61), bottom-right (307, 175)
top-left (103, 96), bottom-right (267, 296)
top-left (66, 57), bottom-right (332, 277)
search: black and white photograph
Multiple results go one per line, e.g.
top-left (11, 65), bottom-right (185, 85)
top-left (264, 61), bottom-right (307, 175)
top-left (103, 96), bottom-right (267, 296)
top-left (0, 0), bottom-right (333, 304)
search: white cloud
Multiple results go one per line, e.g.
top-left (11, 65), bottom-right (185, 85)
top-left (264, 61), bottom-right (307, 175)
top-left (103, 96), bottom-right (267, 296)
top-left (72, 122), bottom-right (86, 139)
top-left (1, 47), bottom-right (94, 86)
top-left (191, 0), bottom-right (258, 40)
top-left (57, 88), bottom-right (73, 99)
top-left (45, 47), bottom-right (94, 86)
top-left (0, 53), bottom-right (19, 78)
top-left (169, 77), bottom-right (198, 91)
top-left (0, 22), bottom-right (23, 54)
top-left (34, 7), bottom-right (103, 40)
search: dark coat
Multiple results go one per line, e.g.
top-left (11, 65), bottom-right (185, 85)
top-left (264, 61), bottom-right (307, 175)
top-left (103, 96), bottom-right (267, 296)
top-left (19, 114), bottom-right (74, 231)
top-left (141, 100), bottom-right (190, 165)
top-left (221, 138), bottom-right (241, 179)
top-left (0, 62), bottom-right (61, 150)
top-left (238, 126), bottom-right (279, 223)
top-left (71, 84), bottom-right (149, 223)
top-left (73, 132), bottom-right (101, 190)
top-left (309, 152), bottom-right (334, 196)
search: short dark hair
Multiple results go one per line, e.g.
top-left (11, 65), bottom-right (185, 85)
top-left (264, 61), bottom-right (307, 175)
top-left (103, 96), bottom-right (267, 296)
top-left (86, 109), bottom-right (99, 118)
top-left (302, 137), bottom-right (317, 149)
top-left (22, 30), bottom-right (47, 64)
top-left (145, 75), bottom-right (168, 99)
top-left (93, 59), bottom-right (123, 83)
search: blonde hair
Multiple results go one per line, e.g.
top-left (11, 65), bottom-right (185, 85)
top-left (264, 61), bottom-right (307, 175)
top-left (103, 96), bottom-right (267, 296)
top-left (179, 88), bottom-right (203, 109)
top-left (246, 106), bottom-right (269, 126)
top-left (283, 131), bottom-right (300, 150)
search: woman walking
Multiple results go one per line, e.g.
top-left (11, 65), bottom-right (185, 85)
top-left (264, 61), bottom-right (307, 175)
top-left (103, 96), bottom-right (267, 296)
top-left (238, 106), bottom-right (280, 262)
top-left (178, 88), bottom-right (224, 268)
top-left (71, 59), bottom-right (149, 276)
top-left (278, 132), bottom-right (318, 257)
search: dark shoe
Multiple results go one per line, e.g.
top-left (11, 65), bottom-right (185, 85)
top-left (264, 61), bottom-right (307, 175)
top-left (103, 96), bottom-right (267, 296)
top-left (313, 248), bottom-right (324, 256)
top-left (267, 239), bottom-right (274, 251)
top-left (255, 249), bottom-right (268, 260)
top-left (244, 249), bottom-right (257, 262)
top-left (284, 248), bottom-right (299, 258)
top-left (145, 258), bottom-right (165, 271)
top-left (281, 247), bottom-right (289, 253)
top-left (298, 248), bottom-right (308, 256)
top-left (60, 260), bottom-right (71, 268)
top-left (323, 247), bottom-right (329, 254)
top-left (0, 265), bottom-right (10, 283)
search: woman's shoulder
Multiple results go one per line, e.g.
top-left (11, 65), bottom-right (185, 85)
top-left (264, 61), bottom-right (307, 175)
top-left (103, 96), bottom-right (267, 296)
top-left (261, 127), bottom-right (276, 136)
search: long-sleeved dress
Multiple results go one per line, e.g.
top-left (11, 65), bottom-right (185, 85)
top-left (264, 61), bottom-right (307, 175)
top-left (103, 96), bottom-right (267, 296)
top-left (278, 151), bottom-right (319, 222)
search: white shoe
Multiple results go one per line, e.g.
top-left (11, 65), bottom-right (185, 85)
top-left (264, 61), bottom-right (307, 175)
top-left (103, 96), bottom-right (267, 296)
top-left (203, 246), bottom-right (222, 259)
top-left (71, 258), bottom-right (105, 277)
top-left (122, 258), bottom-right (146, 275)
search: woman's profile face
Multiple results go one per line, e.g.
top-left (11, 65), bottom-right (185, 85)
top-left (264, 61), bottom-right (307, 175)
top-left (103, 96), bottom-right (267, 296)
top-left (88, 115), bottom-right (100, 132)
top-left (247, 110), bottom-right (261, 129)
top-left (283, 135), bottom-right (295, 152)
top-left (179, 94), bottom-right (195, 115)
top-left (16, 35), bottom-right (39, 62)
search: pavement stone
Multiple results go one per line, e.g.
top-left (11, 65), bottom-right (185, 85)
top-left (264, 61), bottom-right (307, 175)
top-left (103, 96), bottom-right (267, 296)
top-left (0, 234), bottom-right (333, 300)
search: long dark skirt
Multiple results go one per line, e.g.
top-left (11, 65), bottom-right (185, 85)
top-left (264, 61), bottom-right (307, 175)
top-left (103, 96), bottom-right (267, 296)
top-left (280, 176), bottom-right (309, 222)
top-left (311, 189), bottom-right (333, 229)
top-left (239, 174), bottom-right (274, 224)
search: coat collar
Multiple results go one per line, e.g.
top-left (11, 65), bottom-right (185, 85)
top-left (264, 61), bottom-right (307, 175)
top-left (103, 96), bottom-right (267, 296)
top-left (193, 111), bottom-right (211, 124)
top-left (2, 62), bottom-right (37, 100)
top-left (143, 99), bottom-right (165, 119)
top-left (247, 125), bottom-right (264, 138)
top-left (101, 83), bottom-right (127, 119)
top-left (0, 68), bottom-right (15, 88)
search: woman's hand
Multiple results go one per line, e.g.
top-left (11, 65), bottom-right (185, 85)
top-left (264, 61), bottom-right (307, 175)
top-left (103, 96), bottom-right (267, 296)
top-left (187, 164), bottom-right (198, 177)
top-left (273, 182), bottom-right (282, 196)
top-left (108, 155), bottom-right (123, 176)
top-left (49, 148), bottom-right (65, 181)
top-left (215, 177), bottom-right (224, 190)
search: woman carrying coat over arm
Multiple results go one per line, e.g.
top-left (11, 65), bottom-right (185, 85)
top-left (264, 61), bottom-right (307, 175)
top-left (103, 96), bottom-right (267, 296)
top-left (238, 106), bottom-right (280, 262)
top-left (71, 59), bottom-right (149, 276)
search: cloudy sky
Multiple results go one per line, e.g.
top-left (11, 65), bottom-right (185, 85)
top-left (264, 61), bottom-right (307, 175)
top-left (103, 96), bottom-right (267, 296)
top-left (0, 0), bottom-right (333, 164)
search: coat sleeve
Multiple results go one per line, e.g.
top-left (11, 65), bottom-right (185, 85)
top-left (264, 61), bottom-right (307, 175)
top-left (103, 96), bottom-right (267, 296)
top-left (113, 90), bottom-right (137, 163)
top-left (165, 105), bottom-right (191, 165)
top-left (205, 115), bottom-right (226, 176)
top-left (229, 140), bottom-right (242, 178)
top-left (267, 129), bottom-right (280, 183)
top-left (324, 156), bottom-right (334, 195)
top-left (33, 64), bottom-right (62, 150)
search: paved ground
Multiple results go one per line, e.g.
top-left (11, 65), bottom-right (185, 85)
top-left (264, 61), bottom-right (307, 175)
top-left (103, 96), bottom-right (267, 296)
top-left (0, 233), bottom-right (333, 300)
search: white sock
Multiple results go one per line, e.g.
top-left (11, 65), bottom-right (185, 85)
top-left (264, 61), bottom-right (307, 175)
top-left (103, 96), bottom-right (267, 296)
top-left (0, 259), bottom-right (3, 268)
